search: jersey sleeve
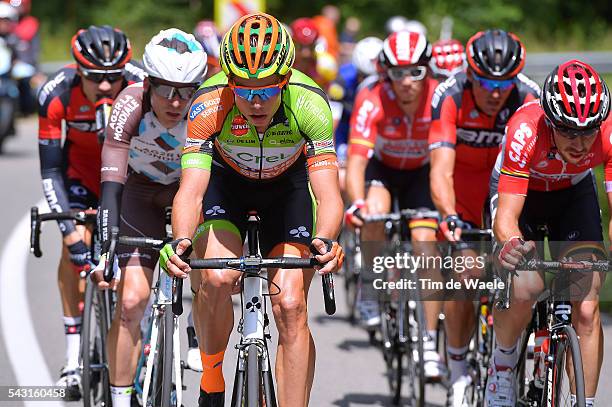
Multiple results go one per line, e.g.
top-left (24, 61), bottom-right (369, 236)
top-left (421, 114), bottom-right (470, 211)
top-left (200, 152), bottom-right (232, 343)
top-left (292, 83), bottom-right (338, 172)
top-left (183, 78), bottom-right (233, 171)
top-left (347, 85), bottom-right (380, 159)
top-left (600, 117), bottom-right (612, 192)
top-left (101, 84), bottom-right (144, 184)
top-left (429, 76), bottom-right (460, 150)
top-left (497, 109), bottom-right (539, 195)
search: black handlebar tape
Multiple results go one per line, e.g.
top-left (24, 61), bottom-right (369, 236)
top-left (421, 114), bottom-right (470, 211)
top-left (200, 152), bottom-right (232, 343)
top-left (104, 226), bottom-right (119, 283)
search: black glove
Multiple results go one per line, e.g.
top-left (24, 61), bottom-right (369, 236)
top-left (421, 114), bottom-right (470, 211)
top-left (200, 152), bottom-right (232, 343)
top-left (67, 240), bottom-right (91, 267)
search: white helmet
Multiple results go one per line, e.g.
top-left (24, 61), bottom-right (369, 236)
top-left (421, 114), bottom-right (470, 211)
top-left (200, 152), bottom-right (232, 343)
top-left (352, 36), bottom-right (383, 76)
top-left (0, 3), bottom-right (18, 21)
top-left (385, 16), bottom-right (409, 34)
top-left (143, 28), bottom-right (207, 84)
top-left (404, 20), bottom-right (427, 37)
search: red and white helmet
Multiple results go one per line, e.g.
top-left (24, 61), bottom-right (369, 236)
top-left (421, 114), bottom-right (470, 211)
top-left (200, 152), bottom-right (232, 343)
top-left (379, 31), bottom-right (431, 68)
top-left (541, 59), bottom-right (610, 132)
top-left (429, 39), bottom-right (466, 78)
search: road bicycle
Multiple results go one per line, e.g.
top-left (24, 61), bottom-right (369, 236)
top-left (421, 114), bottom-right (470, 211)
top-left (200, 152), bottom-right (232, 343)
top-left (495, 255), bottom-right (609, 407)
top-left (186, 212), bottom-right (336, 407)
top-left (360, 207), bottom-right (439, 407)
top-left (30, 207), bottom-right (114, 407)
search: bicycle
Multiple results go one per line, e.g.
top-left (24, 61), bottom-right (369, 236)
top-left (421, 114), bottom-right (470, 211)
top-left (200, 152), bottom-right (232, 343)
top-left (440, 227), bottom-right (495, 406)
top-left (494, 255), bottom-right (609, 407)
top-left (360, 207), bottom-right (439, 407)
top-left (185, 212), bottom-right (336, 407)
top-left (30, 206), bottom-right (114, 407)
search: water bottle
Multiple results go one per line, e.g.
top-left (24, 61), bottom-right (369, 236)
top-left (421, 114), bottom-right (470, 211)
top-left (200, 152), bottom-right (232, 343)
top-left (533, 329), bottom-right (549, 389)
top-left (95, 98), bottom-right (113, 144)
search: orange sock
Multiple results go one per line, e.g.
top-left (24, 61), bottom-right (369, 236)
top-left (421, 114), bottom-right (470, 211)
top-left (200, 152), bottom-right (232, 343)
top-left (200, 350), bottom-right (225, 393)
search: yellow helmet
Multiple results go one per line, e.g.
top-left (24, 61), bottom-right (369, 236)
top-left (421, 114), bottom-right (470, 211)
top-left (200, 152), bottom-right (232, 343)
top-left (220, 13), bottom-right (295, 79)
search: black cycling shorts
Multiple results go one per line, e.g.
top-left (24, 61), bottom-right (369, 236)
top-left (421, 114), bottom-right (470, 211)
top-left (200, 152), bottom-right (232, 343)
top-left (492, 173), bottom-right (604, 258)
top-left (66, 178), bottom-right (98, 210)
top-left (201, 165), bottom-right (315, 256)
top-left (117, 173), bottom-right (178, 269)
top-left (365, 158), bottom-right (437, 229)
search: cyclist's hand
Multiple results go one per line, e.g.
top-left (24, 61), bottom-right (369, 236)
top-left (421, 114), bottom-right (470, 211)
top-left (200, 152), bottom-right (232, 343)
top-left (90, 253), bottom-right (121, 290)
top-left (310, 237), bottom-right (344, 275)
top-left (67, 239), bottom-right (91, 270)
top-left (498, 237), bottom-right (535, 270)
top-left (160, 238), bottom-right (193, 278)
top-left (439, 214), bottom-right (463, 242)
top-left (344, 199), bottom-right (367, 227)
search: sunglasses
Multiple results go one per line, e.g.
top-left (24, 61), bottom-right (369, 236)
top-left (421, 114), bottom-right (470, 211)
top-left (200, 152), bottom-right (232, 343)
top-left (472, 72), bottom-right (515, 92)
top-left (228, 77), bottom-right (288, 102)
top-left (550, 122), bottom-right (599, 140)
top-left (387, 66), bottom-right (427, 82)
top-left (80, 68), bottom-right (124, 84)
top-left (150, 80), bottom-right (199, 101)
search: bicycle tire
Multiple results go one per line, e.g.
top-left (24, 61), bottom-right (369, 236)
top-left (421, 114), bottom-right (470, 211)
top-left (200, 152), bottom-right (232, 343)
top-left (96, 288), bottom-right (112, 407)
top-left (262, 367), bottom-right (277, 407)
top-left (81, 281), bottom-right (101, 407)
top-left (380, 300), bottom-right (402, 405)
top-left (152, 311), bottom-right (166, 406)
top-left (546, 325), bottom-right (585, 407)
top-left (246, 343), bottom-right (261, 407)
top-left (411, 291), bottom-right (426, 407)
top-left (161, 306), bottom-right (174, 407)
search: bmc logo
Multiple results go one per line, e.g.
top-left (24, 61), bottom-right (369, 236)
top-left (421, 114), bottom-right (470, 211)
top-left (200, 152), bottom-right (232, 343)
top-left (456, 129), bottom-right (503, 147)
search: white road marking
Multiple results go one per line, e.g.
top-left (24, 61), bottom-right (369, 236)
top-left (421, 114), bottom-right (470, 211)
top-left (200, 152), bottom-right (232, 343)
top-left (0, 199), bottom-right (63, 406)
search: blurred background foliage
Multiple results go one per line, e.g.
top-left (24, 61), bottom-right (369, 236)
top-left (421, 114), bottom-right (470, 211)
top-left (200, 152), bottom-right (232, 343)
top-left (35, 0), bottom-right (612, 61)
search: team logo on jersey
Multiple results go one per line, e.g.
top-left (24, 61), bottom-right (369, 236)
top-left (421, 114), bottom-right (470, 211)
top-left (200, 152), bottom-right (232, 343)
top-left (231, 115), bottom-right (250, 137)
top-left (79, 105), bottom-right (91, 113)
top-left (469, 109), bottom-right (479, 119)
top-left (189, 102), bottom-right (205, 121)
top-left (392, 117), bottom-right (402, 126)
top-left (498, 108), bottom-right (510, 123)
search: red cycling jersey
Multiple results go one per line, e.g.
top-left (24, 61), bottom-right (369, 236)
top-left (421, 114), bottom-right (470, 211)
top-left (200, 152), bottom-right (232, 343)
top-left (348, 77), bottom-right (438, 170)
top-left (38, 63), bottom-right (144, 195)
top-left (428, 72), bottom-right (540, 225)
top-left (495, 101), bottom-right (612, 194)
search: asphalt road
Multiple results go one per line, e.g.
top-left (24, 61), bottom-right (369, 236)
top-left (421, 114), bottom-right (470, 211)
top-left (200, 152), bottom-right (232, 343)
top-left (1, 117), bottom-right (612, 407)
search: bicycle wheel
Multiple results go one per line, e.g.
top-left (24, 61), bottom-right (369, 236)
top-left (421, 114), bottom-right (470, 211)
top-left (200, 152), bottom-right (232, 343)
top-left (342, 229), bottom-right (360, 323)
top-left (545, 325), bottom-right (585, 407)
top-left (94, 288), bottom-right (112, 407)
top-left (231, 353), bottom-right (245, 407)
top-left (380, 301), bottom-right (402, 405)
top-left (81, 281), bottom-right (103, 407)
top-left (245, 343), bottom-right (261, 407)
top-left (407, 294), bottom-right (426, 407)
top-left (161, 306), bottom-right (175, 407)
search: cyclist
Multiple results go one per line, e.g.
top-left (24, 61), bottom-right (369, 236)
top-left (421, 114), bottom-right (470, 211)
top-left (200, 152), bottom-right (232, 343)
top-left (332, 36), bottom-right (382, 168)
top-left (161, 13), bottom-right (344, 407)
top-left (344, 30), bottom-right (444, 379)
top-left (486, 60), bottom-right (611, 407)
top-left (37, 25), bottom-right (143, 400)
top-left (94, 29), bottom-right (207, 407)
top-left (3, 0), bottom-right (40, 113)
top-left (194, 19), bottom-right (222, 79)
top-left (428, 29), bottom-right (539, 405)
top-left (429, 39), bottom-right (466, 80)
top-left (291, 17), bottom-right (338, 90)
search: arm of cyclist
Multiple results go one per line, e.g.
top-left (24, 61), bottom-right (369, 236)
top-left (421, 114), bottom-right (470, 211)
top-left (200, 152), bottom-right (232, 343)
top-left (309, 166), bottom-right (344, 274)
top-left (494, 193), bottom-right (535, 270)
top-left (344, 153), bottom-right (369, 227)
top-left (160, 167), bottom-right (209, 278)
top-left (429, 147), bottom-right (462, 241)
top-left (38, 82), bottom-right (89, 266)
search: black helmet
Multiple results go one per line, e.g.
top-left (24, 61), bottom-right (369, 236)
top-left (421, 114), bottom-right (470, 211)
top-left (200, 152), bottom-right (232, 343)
top-left (71, 25), bottom-right (132, 69)
top-left (466, 29), bottom-right (525, 79)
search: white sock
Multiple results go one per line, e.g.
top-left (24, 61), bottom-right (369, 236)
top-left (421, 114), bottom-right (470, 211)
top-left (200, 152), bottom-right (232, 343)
top-left (493, 340), bottom-right (518, 369)
top-left (111, 386), bottom-right (134, 407)
top-left (63, 316), bottom-right (82, 370)
top-left (447, 345), bottom-right (469, 383)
